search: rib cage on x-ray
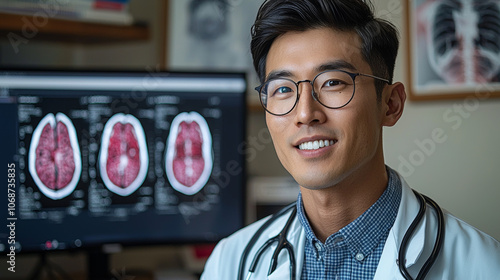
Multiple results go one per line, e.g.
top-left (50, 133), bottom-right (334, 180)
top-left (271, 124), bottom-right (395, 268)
top-left (425, 0), bottom-right (500, 84)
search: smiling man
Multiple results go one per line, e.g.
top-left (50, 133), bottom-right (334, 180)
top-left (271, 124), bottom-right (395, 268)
top-left (201, 0), bottom-right (500, 279)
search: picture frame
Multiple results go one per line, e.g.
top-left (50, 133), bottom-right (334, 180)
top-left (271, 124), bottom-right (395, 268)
top-left (164, 0), bottom-right (265, 108)
top-left (405, 0), bottom-right (500, 101)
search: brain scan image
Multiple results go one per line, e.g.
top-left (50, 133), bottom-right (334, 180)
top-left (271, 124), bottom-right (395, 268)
top-left (165, 112), bottom-right (213, 196)
top-left (99, 113), bottom-right (149, 196)
top-left (29, 113), bottom-right (82, 200)
top-left (417, 0), bottom-right (500, 84)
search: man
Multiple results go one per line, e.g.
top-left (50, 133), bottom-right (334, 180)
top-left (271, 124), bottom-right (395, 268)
top-left (201, 0), bottom-right (500, 279)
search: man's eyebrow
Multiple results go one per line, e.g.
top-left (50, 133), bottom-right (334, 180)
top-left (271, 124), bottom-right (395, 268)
top-left (265, 70), bottom-right (293, 82)
top-left (316, 60), bottom-right (358, 73)
top-left (265, 60), bottom-right (359, 82)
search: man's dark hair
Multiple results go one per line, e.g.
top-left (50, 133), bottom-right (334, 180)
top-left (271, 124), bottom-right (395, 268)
top-left (250, 0), bottom-right (399, 99)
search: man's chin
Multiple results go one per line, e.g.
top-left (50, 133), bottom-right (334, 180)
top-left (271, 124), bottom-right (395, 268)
top-left (296, 177), bottom-right (338, 191)
top-left (294, 170), bottom-right (349, 191)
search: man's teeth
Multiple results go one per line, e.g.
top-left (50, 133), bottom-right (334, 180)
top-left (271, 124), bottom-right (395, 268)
top-left (298, 140), bottom-right (335, 150)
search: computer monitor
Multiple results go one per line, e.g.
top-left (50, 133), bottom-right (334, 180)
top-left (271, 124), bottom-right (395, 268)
top-left (0, 69), bottom-right (246, 277)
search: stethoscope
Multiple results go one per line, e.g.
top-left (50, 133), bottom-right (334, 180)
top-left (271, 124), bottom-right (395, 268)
top-left (238, 189), bottom-right (445, 280)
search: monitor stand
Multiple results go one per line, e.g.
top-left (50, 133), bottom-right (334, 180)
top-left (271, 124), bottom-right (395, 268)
top-left (87, 249), bottom-right (112, 280)
top-left (28, 253), bottom-right (71, 280)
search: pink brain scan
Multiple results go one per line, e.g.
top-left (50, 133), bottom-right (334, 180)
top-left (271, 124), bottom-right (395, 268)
top-left (29, 113), bottom-right (82, 200)
top-left (165, 112), bottom-right (213, 196)
top-left (99, 113), bottom-right (149, 196)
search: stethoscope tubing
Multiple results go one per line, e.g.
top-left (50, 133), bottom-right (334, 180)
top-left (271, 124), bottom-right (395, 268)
top-left (239, 189), bottom-right (445, 280)
top-left (246, 207), bottom-right (297, 279)
top-left (399, 190), bottom-right (446, 280)
top-left (398, 190), bottom-right (427, 279)
top-left (238, 203), bottom-right (296, 280)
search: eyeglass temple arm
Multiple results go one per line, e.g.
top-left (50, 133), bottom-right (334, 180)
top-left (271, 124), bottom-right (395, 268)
top-left (358, 73), bottom-right (390, 84)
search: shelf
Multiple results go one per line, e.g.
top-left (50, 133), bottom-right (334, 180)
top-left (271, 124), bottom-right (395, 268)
top-left (0, 13), bottom-right (149, 44)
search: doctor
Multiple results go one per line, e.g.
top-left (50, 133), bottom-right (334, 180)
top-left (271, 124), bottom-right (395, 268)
top-left (201, 0), bottom-right (500, 279)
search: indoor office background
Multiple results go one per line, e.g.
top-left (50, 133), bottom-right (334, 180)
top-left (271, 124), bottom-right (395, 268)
top-left (1, 0), bottom-right (499, 279)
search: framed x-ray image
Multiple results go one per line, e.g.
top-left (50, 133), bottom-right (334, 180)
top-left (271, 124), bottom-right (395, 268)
top-left (406, 0), bottom-right (500, 100)
top-left (166, 0), bottom-right (265, 107)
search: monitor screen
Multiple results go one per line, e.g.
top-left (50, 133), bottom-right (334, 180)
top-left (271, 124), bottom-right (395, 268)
top-left (0, 70), bottom-right (246, 253)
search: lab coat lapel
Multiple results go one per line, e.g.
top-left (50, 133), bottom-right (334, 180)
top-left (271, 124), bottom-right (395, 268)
top-left (374, 174), bottom-right (427, 279)
top-left (267, 261), bottom-right (291, 280)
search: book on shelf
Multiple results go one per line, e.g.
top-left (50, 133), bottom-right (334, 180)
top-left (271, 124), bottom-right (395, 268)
top-left (93, 0), bottom-right (129, 11)
top-left (0, 0), bottom-right (133, 25)
top-left (78, 9), bottom-right (133, 25)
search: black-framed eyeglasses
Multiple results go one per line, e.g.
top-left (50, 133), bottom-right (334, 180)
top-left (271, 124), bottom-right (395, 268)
top-left (255, 69), bottom-right (390, 116)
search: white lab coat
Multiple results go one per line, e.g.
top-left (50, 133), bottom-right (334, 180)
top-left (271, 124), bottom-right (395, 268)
top-left (201, 173), bottom-right (500, 279)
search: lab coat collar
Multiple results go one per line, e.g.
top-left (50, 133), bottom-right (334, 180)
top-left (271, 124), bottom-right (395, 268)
top-left (374, 173), bottom-right (427, 279)
top-left (266, 172), bottom-right (428, 279)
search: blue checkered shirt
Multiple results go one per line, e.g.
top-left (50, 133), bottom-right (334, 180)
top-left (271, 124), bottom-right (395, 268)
top-left (297, 168), bottom-right (402, 279)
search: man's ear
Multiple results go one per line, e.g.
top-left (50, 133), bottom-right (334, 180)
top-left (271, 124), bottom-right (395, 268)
top-left (381, 82), bottom-right (406, 127)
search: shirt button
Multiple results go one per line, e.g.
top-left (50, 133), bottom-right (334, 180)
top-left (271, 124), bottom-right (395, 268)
top-left (355, 252), bottom-right (365, 261)
top-left (334, 237), bottom-right (344, 243)
top-left (315, 242), bottom-right (322, 251)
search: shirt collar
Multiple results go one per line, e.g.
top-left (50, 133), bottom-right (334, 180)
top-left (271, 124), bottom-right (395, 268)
top-left (296, 166), bottom-right (402, 261)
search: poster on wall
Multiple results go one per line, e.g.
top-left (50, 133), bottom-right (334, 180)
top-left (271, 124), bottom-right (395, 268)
top-left (167, 0), bottom-right (264, 104)
top-left (407, 0), bottom-right (500, 100)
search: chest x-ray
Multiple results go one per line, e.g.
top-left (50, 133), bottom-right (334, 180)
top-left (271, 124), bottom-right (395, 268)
top-left (415, 0), bottom-right (500, 87)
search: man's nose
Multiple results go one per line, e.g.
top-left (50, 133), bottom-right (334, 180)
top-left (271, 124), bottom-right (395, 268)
top-left (293, 82), bottom-right (326, 126)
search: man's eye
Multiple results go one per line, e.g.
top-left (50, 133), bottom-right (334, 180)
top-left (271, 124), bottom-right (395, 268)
top-left (325, 80), bottom-right (343, 87)
top-left (276, 87), bottom-right (293, 93)
top-left (320, 79), bottom-right (349, 93)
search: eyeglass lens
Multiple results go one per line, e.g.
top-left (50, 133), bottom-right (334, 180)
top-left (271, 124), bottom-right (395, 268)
top-left (259, 70), bottom-right (355, 115)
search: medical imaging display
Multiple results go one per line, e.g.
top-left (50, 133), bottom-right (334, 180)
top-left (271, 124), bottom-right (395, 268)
top-left (0, 71), bottom-right (246, 252)
top-left (99, 113), bottom-right (149, 197)
top-left (29, 112), bottom-right (82, 200)
top-left (165, 111), bottom-right (213, 196)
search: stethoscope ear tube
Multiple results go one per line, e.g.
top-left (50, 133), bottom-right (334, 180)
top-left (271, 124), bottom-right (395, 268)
top-left (398, 190), bottom-right (445, 280)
